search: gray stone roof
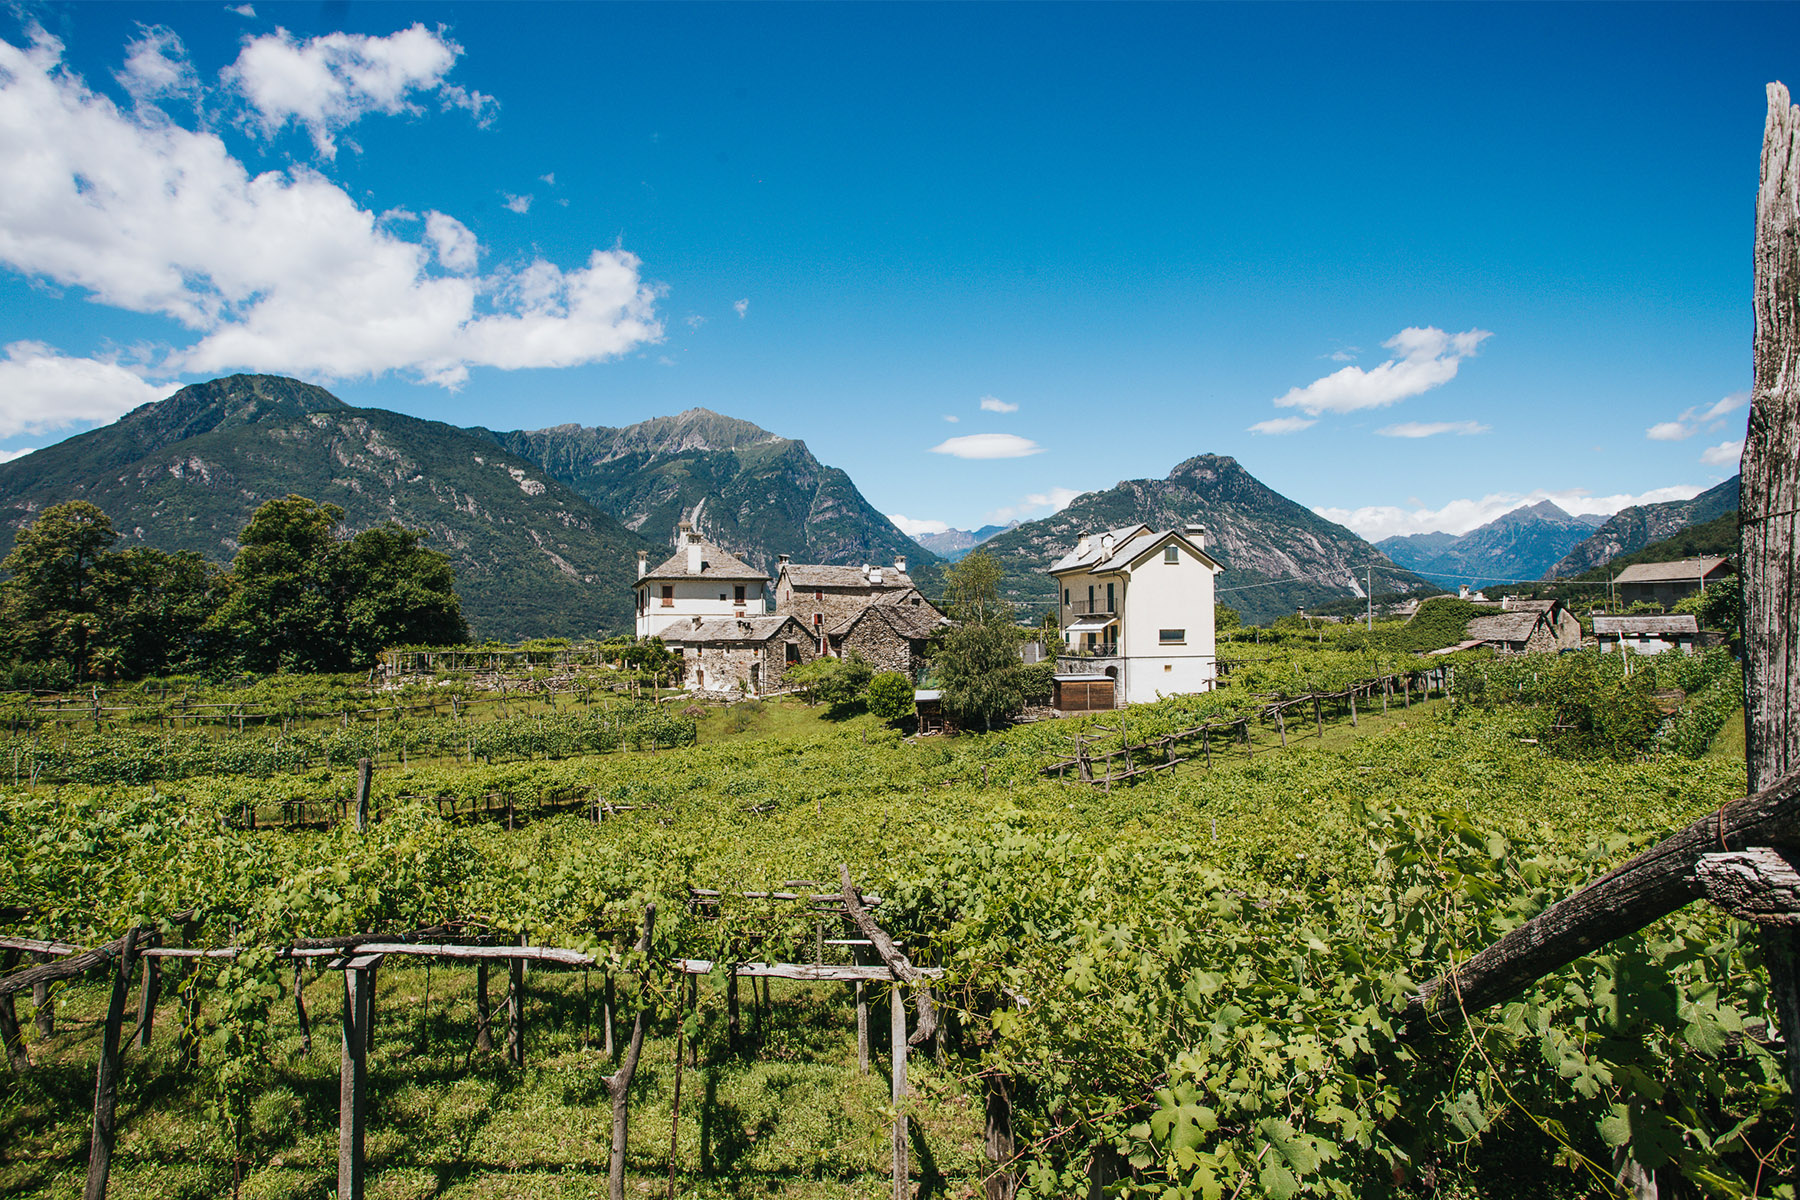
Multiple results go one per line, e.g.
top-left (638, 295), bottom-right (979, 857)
top-left (1612, 557), bottom-right (1731, 584)
top-left (1499, 598), bottom-right (1559, 613)
top-left (1046, 524), bottom-right (1149, 573)
top-left (1466, 612), bottom-right (1545, 644)
top-left (781, 564), bottom-right (915, 590)
top-left (657, 615), bottom-right (804, 643)
top-left (1593, 614), bottom-right (1700, 636)
top-left (640, 536), bottom-right (766, 583)
top-left (828, 600), bottom-right (945, 641)
top-left (1048, 524), bottom-right (1220, 574)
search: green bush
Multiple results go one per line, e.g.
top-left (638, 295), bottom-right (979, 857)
top-left (866, 672), bottom-right (916, 722)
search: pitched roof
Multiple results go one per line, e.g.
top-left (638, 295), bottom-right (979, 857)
top-left (657, 615), bottom-right (804, 643)
top-left (1613, 557), bottom-right (1731, 585)
top-left (827, 600), bottom-right (945, 641)
top-left (781, 564), bottom-right (915, 590)
top-left (1592, 614), bottom-right (1700, 636)
top-left (640, 536), bottom-right (766, 583)
top-left (1466, 612), bottom-right (1546, 644)
top-left (1046, 524), bottom-right (1149, 573)
top-left (1049, 524), bottom-right (1221, 574)
top-left (1499, 598), bottom-right (1559, 613)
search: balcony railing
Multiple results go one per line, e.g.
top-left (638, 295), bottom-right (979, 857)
top-left (1065, 600), bottom-right (1117, 616)
top-left (1062, 643), bottom-right (1119, 658)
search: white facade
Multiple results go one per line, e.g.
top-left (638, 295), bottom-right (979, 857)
top-left (633, 523), bottom-right (768, 639)
top-left (1049, 524), bottom-right (1222, 706)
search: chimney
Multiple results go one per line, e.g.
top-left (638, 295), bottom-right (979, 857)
top-left (861, 562), bottom-right (870, 580)
top-left (691, 615), bottom-right (702, 629)
top-left (871, 568), bottom-right (883, 585)
top-left (686, 526), bottom-right (702, 574)
top-left (1184, 523), bottom-right (1207, 550)
top-left (1100, 532), bottom-right (1114, 557)
top-left (637, 550), bottom-right (648, 579)
top-left (1458, 584), bottom-right (1471, 600)
top-left (893, 554), bottom-right (906, 574)
top-left (1077, 534), bottom-right (1091, 556)
top-left (778, 553), bottom-right (791, 567)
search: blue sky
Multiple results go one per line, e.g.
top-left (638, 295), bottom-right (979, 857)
top-left (0, 2), bottom-right (1787, 541)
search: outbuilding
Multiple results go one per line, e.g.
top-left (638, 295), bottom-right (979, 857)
top-left (1593, 613), bottom-right (1701, 657)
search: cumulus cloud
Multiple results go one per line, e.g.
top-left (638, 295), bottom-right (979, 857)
top-left (887, 514), bottom-right (950, 537)
top-left (228, 5), bottom-right (256, 17)
top-left (0, 447), bottom-right (38, 464)
top-left (979, 395), bottom-right (1018, 413)
top-left (118, 26), bottom-right (199, 103)
top-left (538, 172), bottom-right (555, 185)
top-left (1645, 392), bottom-right (1749, 443)
top-left (223, 24), bottom-right (494, 158)
top-left (1376, 420), bottom-right (1490, 438)
top-left (733, 298), bottom-right (749, 318)
top-left (0, 342), bottom-right (179, 439)
top-left (1317, 484), bottom-right (1709, 541)
top-left (0, 29), bottom-right (661, 389)
top-left (986, 486), bottom-right (1084, 525)
top-left (502, 192), bottom-right (533, 214)
top-left (1247, 415), bottom-right (1317, 436)
top-left (1272, 326), bottom-right (1491, 416)
top-left (929, 433), bottom-right (1044, 459)
top-left (1700, 439), bottom-right (1743, 466)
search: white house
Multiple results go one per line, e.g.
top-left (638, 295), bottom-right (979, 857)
top-left (634, 521), bottom-right (769, 639)
top-left (1046, 523), bottom-right (1223, 706)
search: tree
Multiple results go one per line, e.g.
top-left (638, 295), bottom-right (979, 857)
top-left (866, 671), bottom-right (915, 723)
top-left (1675, 574), bottom-right (1742, 638)
top-left (1214, 604), bottom-right (1241, 632)
top-left (785, 653), bottom-right (874, 710)
top-left (108, 548), bottom-right (231, 678)
top-left (944, 550), bottom-right (1007, 624)
top-left (338, 525), bottom-right (469, 655)
top-left (931, 552), bottom-right (1035, 729)
top-left (0, 501), bottom-right (120, 682)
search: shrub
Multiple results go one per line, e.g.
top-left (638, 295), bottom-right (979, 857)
top-left (866, 672), bottom-right (916, 722)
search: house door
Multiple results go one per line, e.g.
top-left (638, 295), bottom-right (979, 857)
top-left (749, 662), bottom-right (761, 694)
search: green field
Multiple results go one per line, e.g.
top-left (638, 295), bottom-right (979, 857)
top-left (0, 645), bottom-right (1782, 1198)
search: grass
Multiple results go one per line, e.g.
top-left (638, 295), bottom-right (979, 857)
top-left (1707, 706), bottom-right (1747, 762)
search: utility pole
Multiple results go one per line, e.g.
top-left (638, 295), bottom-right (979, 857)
top-left (1366, 565), bottom-right (1373, 631)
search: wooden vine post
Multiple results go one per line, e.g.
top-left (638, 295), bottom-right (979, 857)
top-left (891, 981), bottom-right (909, 1200)
top-left (0, 949), bottom-right (27, 1072)
top-left (605, 905), bottom-right (656, 1200)
top-left (1745, 78), bottom-right (1800, 1170)
top-left (338, 954), bottom-right (378, 1200)
top-left (354, 757), bottom-right (372, 832)
top-left (85, 927), bottom-right (140, 1200)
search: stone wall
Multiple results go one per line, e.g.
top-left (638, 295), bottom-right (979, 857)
top-left (832, 613), bottom-right (924, 678)
top-left (680, 631), bottom-right (819, 697)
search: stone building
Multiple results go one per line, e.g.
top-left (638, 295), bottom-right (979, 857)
top-left (1612, 557), bottom-right (1732, 610)
top-left (657, 614), bottom-right (819, 697)
top-left (635, 522), bottom-right (769, 639)
top-left (826, 593), bottom-right (946, 679)
top-left (774, 556), bottom-right (919, 643)
top-left (1466, 599), bottom-right (1583, 654)
top-left (1593, 614), bottom-right (1701, 657)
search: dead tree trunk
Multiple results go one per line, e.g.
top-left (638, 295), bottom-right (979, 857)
top-left (1747, 78), bottom-right (1800, 1188)
top-left (841, 864), bottom-right (937, 1046)
top-left (606, 905), bottom-right (656, 1200)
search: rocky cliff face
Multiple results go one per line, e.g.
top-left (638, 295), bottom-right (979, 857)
top-left (0, 376), bottom-right (658, 641)
top-left (483, 408), bottom-right (935, 575)
top-left (972, 454), bottom-right (1430, 625)
top-left (1545, 477), bottom-right (1741, 578)
top-left (1378, 500), bottom-right (1601, 587)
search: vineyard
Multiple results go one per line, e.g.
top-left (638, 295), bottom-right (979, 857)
top-left (0, 636), bottom-right (1781, 1200)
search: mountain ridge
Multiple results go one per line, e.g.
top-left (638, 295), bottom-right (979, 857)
top-left (1377, 500), bottom-right (1601, 587)
top-left (1545, 477), bottom-right (1741, 577)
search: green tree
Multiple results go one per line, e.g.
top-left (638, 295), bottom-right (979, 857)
top-left (109, 548), bottom-right (231, 678)
top-left (1675, 573), bottom-right (1741, 637)
top-left (338, 525), bottom-right (469, 655)
top-left (865, 671), bottom-right (916, 722)
top-left (931, 620), bottom-right (1031, 730)
top-left (944, 550), bottom-right (1007, 623)
top-left (1214, 604), bottom-right (1241, 632)
top-left (785, 652), bottom-right (874, 710)
top-left (0, 501), bottom-right (120, 682)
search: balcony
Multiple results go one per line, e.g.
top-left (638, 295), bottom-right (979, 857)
top-left (1062, 642), bottom-right (1118, 658)
top-left (1065, 599), bottom-right (1117, 616)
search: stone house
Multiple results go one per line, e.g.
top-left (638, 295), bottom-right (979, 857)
top-left (635, 522), bottom-right (769, 639)
top-left (1593, 614), bottom-right (1701, 657)
top-left (774, 556), bottom-right (919, 643)
top-left (1466, 599), bottom-right (1584, 654)
top-left (826, 594), bottom-right (946, 679)
top-left (657, 614), bottom-right (819, 696)
top-left (1612, 557), bottom-right (1732, 610)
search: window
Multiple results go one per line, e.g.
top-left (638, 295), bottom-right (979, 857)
top-left (1063, 588), bottom-right (1070, 606)
top-left (734, 585), bottom-right (746, 604)
top-left (815, 589), bottom-right (823, 601)
top-left (1087, 584), bottom-right (1095, 609)
top-left (1159, 629), bottom-right (1186, 644)
top-left (786, 643), bottom-right (801, 665)
top-left (1106, 582), bottom-right (1115, 612)
top-left (1164, 546), bottom-right (1179, 564)
top-left (814, 612), bottom-right (822, 626)
top-left (661, 585), bottom-right (674, 607)
top-left (718, 592), bottom-right (728, 601)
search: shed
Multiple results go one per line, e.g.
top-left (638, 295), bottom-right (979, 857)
top-left (1612, 557), bottom-right (1732, 610)
top-left (1593, 613), bottom-right (1701, 656)
top-left (914, 689), bottom-right (949, 735)
top-left (1053, 673), bottom-right (1116, 713)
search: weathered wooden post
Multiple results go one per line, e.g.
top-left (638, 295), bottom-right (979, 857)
top-left (983, 1071), bottom-right (1018, 1200)
top-left (891, 983), bottom-right (909, 1200)
top-left (32, 951), bottom-right (52, 1037)
top-left (292, 960), bottom-right (312, 1055)
top-left (135, 934), bottom-right (160, 1049)
top-left (1746, 78), bottom-right (1800, 1185)
top-left (338, 956), bottom-right (377, 1200)
top-left (474, 960), bottom-right (493, 1053)
top-left (85, 928), bottom-right (140, 1200)
top-left (355, 757), bottom-right (372, 832)
top-left (507, 950), bottom-right (525, 1068)
top-left (0, 950), bottom-right (27, 1072)
top-left (606, 905), bottom-right (656, 1200)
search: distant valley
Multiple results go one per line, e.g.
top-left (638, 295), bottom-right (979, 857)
top-left (1376, 501), bottom-right (1605, 588)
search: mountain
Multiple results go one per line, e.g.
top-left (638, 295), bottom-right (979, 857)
top-left (970, 454), bottom-right (1432, 626)
top-left (1558, 510), bottom-right (1739, 584)
top-left (1544, 476), bottom-right (1741, 578)
top-left (481, 409), bottom-right (938, 576)
top-left (1377, 500), bottom-right (1600, 587)
top-left (0, 375), bottom-right (660, 642)
top-left (911, 522), bottom-right (1018, 561)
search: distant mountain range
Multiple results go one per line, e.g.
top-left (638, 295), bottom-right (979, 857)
top-left (909, 522), bottom-right (1017, 561)
top-left (1544, 476), bottom-right (1741, 578)
top-left (1376, 500), bottom-right (1605, 588)
top-left (970, 454), bottom-right (1432, 626)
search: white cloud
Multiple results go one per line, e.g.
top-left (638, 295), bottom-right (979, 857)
top-left (0, 30), bottom-right (661, 389)
top-left (929, 433), bottom-right (1044, 459)
top-left (1247, 415), bottom-right (1317, 436)
top-left (502, 192), bottom-right (533, 214)
top-left (684, 314), bottom-right (706, 330)
top-left (1318, 484), bottom-right (1708, 541)
top-left (228, 5), bottom-right (257, 17)
top-left (979, 395), bottom-right (1018, 413)
top-left (539, 172), bottom-right (555, 185)
top-left (1326, 347), bottom-right (1359, 362)
top-left (0, 447), bottom-right (38, 464)
top-left (223, 24), bottom-right (493, 159)
top-left (423, 211), bottom-right (477, 272)
top-left (118, 27), bottom-right (198, 103)
top-left (1272, 326), bottom-right (1491, 416)
top-left (986, 485), bottom-right (1084, 525)
top-left (1376, 420), bottom-right (1490, 438)
top-left (0, 342), bottom-right (178, 439)
top-left (888, 514), bottom-right (950, 537)
top-left (942, 414), bottom-right (959, 423)
top-left (1644, 392), bottom-right (1750, 442)
top-left (733, 298), bottom-right (749, 318)
top-left (1700, 439), bottom-right (1743, 466)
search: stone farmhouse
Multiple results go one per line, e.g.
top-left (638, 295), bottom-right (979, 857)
top-left (634, 522), bottom-right (768, 639)
top-left (1047, 523), bottom-right (1223, 707)
top-left (774, 556), bottom-right (916, 632)
top-left (1594, 613), bottom-right (1701, 657)
top-left (1613, 556), bottom-right (1732, 610)
top-left (1464, 598), bottom-right (1584, 655)
top-left (826, 593), bottom-right (946, 679)
top-left (658, 614), bottom-right (820, 696)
